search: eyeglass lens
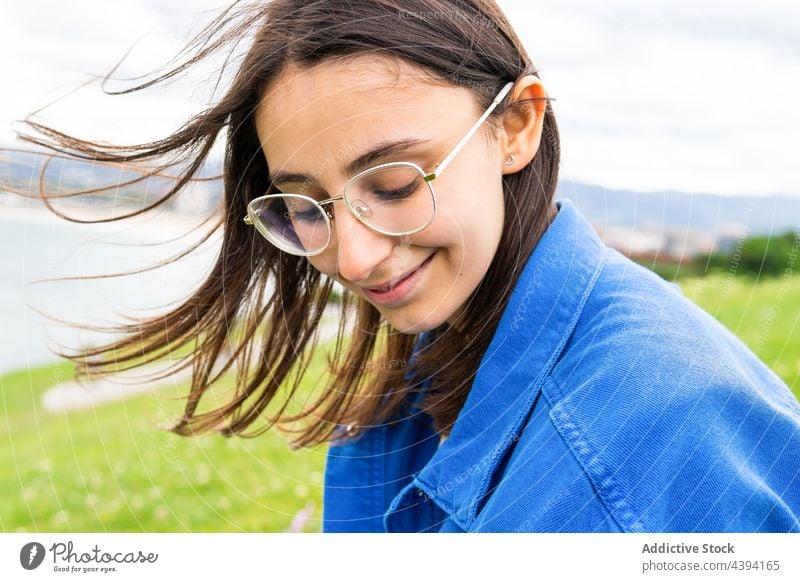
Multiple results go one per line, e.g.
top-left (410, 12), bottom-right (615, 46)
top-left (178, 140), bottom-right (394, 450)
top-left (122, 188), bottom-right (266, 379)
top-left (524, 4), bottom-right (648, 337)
top-left (251, 164), bottom-right (434, 255)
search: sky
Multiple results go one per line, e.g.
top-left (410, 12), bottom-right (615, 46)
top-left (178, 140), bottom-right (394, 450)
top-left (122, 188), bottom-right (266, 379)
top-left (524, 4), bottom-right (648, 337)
top-left (1, 0), bottom-right (798, 197)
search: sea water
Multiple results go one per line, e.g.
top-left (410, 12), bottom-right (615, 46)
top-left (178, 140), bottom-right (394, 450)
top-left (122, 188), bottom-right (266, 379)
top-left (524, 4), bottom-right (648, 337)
top-left (0, 206), bottom-right (220, 375)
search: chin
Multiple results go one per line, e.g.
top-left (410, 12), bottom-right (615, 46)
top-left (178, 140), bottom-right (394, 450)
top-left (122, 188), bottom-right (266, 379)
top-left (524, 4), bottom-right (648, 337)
top-left (383, 305), bottom-right (451, 335)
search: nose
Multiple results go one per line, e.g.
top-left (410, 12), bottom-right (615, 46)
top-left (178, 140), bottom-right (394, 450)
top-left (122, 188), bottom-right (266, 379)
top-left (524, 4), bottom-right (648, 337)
top-left (329, 199), bottom-right (395, 283)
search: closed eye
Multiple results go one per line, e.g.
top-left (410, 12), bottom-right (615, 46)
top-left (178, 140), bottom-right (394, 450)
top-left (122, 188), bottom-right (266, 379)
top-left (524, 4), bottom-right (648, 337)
top-left (289, 208), bottom-right (323, 222)
top-left (372, 179), bottom-right (420, 200)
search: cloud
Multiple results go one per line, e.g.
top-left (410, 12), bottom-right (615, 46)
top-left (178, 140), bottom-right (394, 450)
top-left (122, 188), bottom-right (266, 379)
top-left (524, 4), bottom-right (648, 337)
top-left (499, 0), bottom-right (800, 195)
top-left (1, 0), bottom-right (224, 145)
top-left (3, 0), bottom-right (798, 196)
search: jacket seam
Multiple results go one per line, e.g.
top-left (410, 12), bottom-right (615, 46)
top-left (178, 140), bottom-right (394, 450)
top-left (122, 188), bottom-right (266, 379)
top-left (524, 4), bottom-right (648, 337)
top-left (464, 377), bottom-right (545, 526)
top-left (415, 476), bottom-right (458, 520)
top-left (543, 377), bottom-right (639, 532)
top-left (463, 244), bottom-right (610, 528)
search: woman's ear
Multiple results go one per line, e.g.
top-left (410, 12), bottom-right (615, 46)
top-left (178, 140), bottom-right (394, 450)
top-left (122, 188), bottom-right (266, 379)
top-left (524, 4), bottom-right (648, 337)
top-left (500, 75), bottom-right (549, 174)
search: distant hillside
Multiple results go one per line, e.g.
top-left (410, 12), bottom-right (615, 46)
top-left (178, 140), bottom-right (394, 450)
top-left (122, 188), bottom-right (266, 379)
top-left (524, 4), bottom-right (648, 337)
top-left (555, 180), bottom-right (800, 235)
top-left (0, 148), bottom-right (221, 213)
top-left (3, 149), bottom-right (799, 235)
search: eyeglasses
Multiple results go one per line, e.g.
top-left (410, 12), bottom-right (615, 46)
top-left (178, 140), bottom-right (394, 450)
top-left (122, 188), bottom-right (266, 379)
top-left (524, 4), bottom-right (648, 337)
top-left (243, 81), bottom-right (515, 256)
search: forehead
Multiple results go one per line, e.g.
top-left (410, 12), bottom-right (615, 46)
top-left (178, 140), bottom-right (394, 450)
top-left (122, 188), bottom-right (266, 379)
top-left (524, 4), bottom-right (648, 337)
top-left (254, 56), bottom-right (481, 170)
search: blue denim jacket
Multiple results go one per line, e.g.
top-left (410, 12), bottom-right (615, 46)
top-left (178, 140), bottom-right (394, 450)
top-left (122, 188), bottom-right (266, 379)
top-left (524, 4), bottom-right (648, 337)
top-left (322, 198), bottom-right (800, 532)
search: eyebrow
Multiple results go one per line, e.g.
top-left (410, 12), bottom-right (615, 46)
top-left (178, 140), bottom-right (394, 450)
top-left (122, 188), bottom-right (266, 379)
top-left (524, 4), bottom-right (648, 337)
top-left (267, 138), bottom-right (431, 186)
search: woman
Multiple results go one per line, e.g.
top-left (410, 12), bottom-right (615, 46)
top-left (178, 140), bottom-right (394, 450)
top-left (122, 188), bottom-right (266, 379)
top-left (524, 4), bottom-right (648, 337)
top-left (13, 0), bottom-right (800, 532)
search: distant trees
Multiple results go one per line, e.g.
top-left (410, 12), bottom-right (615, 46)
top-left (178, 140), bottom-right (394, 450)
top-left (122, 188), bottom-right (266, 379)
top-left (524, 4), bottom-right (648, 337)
top-left (698, 231), bottom-right (800, 278)
top-left (635, 231), bottom-right (800, 281)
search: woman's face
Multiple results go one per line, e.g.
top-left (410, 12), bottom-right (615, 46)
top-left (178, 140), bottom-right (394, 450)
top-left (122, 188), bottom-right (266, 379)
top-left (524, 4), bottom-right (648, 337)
top-left (254, 56), bottom-right (507, 334)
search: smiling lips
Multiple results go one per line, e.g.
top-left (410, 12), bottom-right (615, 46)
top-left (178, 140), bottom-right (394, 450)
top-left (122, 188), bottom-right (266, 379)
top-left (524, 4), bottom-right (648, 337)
top-left (362, 252), bottom-right (436, 305)
top-left (366, 253), bottom-right (435, 291)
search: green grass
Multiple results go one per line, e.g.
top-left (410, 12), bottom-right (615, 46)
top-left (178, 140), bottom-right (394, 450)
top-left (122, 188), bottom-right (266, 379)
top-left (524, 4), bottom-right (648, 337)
top-left (0, 357), bottom-right (328, 532)
top-left (679, 273), bottom-right (800, 396)
top-left (2, 274), bottom-right (799, 532)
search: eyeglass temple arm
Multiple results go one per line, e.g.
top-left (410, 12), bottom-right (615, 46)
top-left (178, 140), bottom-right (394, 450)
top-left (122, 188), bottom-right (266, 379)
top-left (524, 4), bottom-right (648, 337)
top-left (424, 81), bottom-right (514, 181)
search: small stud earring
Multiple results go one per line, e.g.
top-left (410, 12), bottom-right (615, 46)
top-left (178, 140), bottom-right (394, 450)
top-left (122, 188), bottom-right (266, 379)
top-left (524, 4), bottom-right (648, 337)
top-left (504, 154), bottom-right (516, 166)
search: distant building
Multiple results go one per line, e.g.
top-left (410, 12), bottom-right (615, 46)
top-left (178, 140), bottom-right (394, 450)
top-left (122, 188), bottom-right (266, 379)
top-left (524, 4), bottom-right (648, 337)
top-left (592, 221), bottom-right (721, 262)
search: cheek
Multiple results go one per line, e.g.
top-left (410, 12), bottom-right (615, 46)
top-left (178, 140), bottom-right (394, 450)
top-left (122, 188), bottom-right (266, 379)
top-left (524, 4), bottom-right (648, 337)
top-left (427, 184), bottom-right (505, 253)
top-left (427, 153), bottom-right (504, 234)
top-left (306, 254), bottom-right (338, 279)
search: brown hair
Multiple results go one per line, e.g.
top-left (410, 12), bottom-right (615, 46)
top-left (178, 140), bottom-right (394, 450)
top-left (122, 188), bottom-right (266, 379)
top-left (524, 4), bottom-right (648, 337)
top-left (8, 0), bottom-right (560, 447)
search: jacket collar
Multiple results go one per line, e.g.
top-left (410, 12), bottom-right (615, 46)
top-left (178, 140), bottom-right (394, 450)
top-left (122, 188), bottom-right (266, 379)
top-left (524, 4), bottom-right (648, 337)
top-left (386, 198), bottom-right (608, 531)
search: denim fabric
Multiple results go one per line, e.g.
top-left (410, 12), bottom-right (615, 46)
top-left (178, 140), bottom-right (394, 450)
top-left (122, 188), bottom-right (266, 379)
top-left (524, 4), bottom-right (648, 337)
top-left (322, 198), bottom-right (800, 532)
